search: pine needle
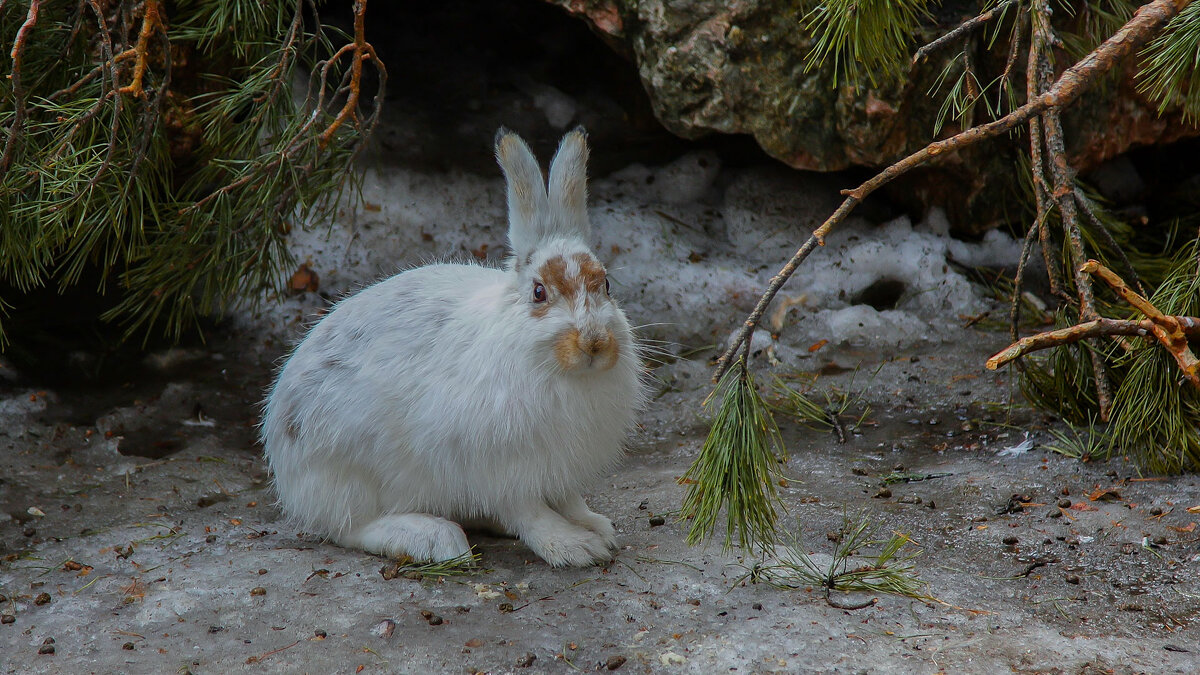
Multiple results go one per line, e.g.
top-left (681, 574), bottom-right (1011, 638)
top-left (738, 512), bottom-right (928, 607)
top-left (681, 361), bottom-right (786, 553)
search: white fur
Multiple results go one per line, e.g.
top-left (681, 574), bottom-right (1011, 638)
top-left (261, 128), bottom-right (645, 567)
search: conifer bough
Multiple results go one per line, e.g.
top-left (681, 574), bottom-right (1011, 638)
top-left (0, 0), bottom-right (385, 342)
top-left (712, 0), bottom-right (1194, 384)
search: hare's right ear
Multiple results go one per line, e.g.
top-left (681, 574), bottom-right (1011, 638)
top-left (495, 128), bottom-right (549, 265)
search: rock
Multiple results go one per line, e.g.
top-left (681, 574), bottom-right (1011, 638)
top-left (548, 0), bottom-right (1199, 233)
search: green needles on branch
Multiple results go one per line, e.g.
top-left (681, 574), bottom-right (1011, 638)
top-left (680, 361), bottom-right (786, 553)
top-left (0, 0), bottom-right (386, 343)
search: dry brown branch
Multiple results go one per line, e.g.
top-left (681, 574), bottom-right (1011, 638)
top-left (912, 0), bottom-right (1021, 65)
top-left (1034, 0), bottom-right (1113, 418)
top-left (711, 0), bottom-right (1193, 383)
top-left (182, 0), bottom-right (386, 219)
top-left (1026, 2), bottom-right (1064, 297)
top-left (117, 0), bottom-right (162, 98)
top-left (0, 0), bottom-right (41, 182)
top-left (988, 260), bottom-right (1200, 388)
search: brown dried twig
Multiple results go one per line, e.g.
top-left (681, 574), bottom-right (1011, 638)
top-left (0, 0), bottom-right (41, 183)
top-left (912, 0), bottom-right (1022, 65)
top-left (712, 0), bottom-right (1193, 383)
top-left (987, 260), bottom-right (1200, 388)
top-left (117, 0), bottom-right (162, 98)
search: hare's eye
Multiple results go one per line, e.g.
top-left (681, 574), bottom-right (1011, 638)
top-left (604, 277), bottom-right (610, 296)
top-left (532, 282), bottom-right (547, 303)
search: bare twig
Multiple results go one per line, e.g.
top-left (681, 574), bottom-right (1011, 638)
top-left (1027, 2), bottom-right (1065, 297)
top-left (912, 0), bottom-right (1022, 65)
top-left (117, 0), bottom-right (162, 98)
top-left (0, 0), bottom-right (41, 183)
top-left (712, 0), bottom-right (1194, 383)
top-left (988, 260), bottom-right (1200, 387)
top-left (1034, 0), bottom-right (1113, 418)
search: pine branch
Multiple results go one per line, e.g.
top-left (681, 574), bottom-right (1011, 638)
top-left (713, 0), bottom-right (1195, 384)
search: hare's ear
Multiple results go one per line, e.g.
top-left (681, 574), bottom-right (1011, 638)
top-left (547, 127), bottom-right (591, 241)
top-left (495, 128), bottom-right (549, 264)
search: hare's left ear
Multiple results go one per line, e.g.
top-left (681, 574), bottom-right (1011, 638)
top-left (547, 127), bottom-right (591, 241)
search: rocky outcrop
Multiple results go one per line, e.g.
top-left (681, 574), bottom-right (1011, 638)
top-left (551, 0), bottom-right (1198, 232)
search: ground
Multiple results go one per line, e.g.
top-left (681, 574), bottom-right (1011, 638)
top-left (2, 328), bottom-right (1199, 675)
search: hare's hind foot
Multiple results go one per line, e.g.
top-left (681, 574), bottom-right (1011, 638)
top-left (343, 513), bottom-right (470, 562)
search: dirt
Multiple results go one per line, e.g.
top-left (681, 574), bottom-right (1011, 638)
top-left (2, 329), bottom-right (1199, 675)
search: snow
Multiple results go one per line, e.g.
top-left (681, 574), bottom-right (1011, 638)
top-left (235, 150), bottom-right (1024, 371)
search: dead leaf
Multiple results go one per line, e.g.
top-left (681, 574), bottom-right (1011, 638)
top-left (289, 263), bottom-right (319, 293)
top-left (1167, 522), bottom-right (1197, 533)
top-left (1070, 502), bottom-right (1099, 512)
top-left (1186, 505), bottom-right (1200, 514)
top-left (362, 202), bottom-right (382, 212)
top-left (808, 339), bottom-right (828, 353)
top-left (1087, 487), bottom-right (1123, 502)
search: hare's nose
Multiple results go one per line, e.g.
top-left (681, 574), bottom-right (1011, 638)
top-left (581, 330), bottom-right (614, 356)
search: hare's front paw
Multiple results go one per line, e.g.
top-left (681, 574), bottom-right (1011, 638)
top-left (345, 513), bottom-right (471, 562)
top-left (523, 523), bottom-right (614, 568)
top-left (554, 494), bottom-right (617, 551)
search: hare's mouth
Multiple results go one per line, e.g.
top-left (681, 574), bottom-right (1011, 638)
top-left (553, 327), bottom-right (619, 373)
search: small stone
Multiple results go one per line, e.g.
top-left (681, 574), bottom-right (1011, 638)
top-left (606, 655), bottom-right (627, 670)
top-left (925, 500), bottom-right (937, 509)
top-left (851, 467), bottom-right (868, 476)
top-left (1065, 574), bottom-right (1081, 585)
top-left (1, 615), bottom-right (14, 624)
top-left (249, 587), bottom-right (266, 597)
top-left (1150, 506), bottom-right (1163, 515)
top-left (426, 614), bottom-right (443, 626)
top-left (637, 500), bottom-right (649, 510)
top-left (497, 602), bottom-right (514, 613)
top-left (515, 652), bottom-right (536, 668)
top-left (648, 515), bottom-right (665, 527)
top-left (1057, 499), bottom-right (1072, 508)
top-left (873, 488), bottom-right (891, 499)
top-left (34, 592), bottom-right (50, 606)
top-left (752, 603), bottom-right (763, 610)
top-left (22, 527), bottom-right (35, 537)
top-left (372, 619), bottom-right (396, 638)
top-left (122, 642), bottom-right (135, 650)
top-left (1003, 536), bottom-right (1019, 546)
top-left (1048, 509), bottom-right (1062, 519)
top-left (686, 598), bottom-right (700, 606)
top-left (205, 534), bottom-right (217, 543)
top-left (38, 643), bottom-right (55, 655)
top-left (208, 626), bottom-right (224, 634)
top-left (314, 629), bottom-right (327, 639)
top-left (43, 637), bottom-right (54, 644)
top-left (258, 568), bottom-right (268, 575)
top-left (1154, 536), bottom-right (1168, 546)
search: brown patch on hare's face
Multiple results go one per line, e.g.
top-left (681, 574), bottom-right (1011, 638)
top-left (572, 253), bottom-right (607, 295)
top-left (530, 256), bottom-right (576, 318)
top-left (554, 326), bottom-right (620, 372)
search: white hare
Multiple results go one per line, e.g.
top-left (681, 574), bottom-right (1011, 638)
top-left (261, 128), bottom-right (644, 567)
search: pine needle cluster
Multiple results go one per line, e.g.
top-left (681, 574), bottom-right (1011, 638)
top-left (0, 0), bottom-right (381, 344)
top-left (681, 362), bottom-right (786, 553)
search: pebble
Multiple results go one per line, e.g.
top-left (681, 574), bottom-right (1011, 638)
top-left (249, 587), bottom-right (266, 597)
top-left (515, 652), bottom-right (536, 668)
top-left (314, 629), bottom-right (327, 638)
top-left (1057, 498), bottom-right (1072, 508)
top-left (1150, 506), bottom-right (1163, 515)
top-left (873, 488), bottom-right (892, 499)
top-left (606, 655), bottom-right (627, 670)
top-left (1, 615), bottom-right (14, 625)
top-left (38, 643), bottom-right (55, 655)
top-left (648, 515), bottom-right (665, 527)
top-left (34, 593), bottom-right (50, 606)
top-left (1003, 536), bottom-right (1019, 546)
top-left (1065, 574), bottom-right (1080, 585)
top-left (123, 642), bottom-right (135, 650)
top-left (420, 610), bottom-right (443, 626)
